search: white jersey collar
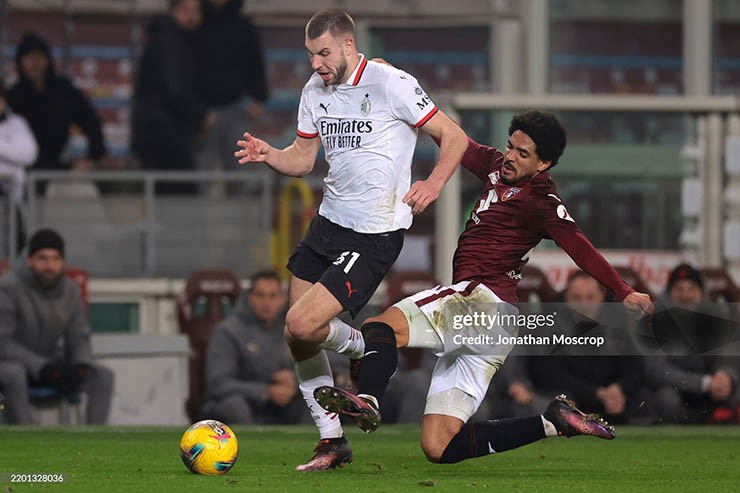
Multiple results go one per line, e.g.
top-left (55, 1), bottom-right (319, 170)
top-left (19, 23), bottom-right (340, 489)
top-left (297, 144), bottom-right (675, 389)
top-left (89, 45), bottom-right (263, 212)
top-left (342, 54), bottom-right (368, 87)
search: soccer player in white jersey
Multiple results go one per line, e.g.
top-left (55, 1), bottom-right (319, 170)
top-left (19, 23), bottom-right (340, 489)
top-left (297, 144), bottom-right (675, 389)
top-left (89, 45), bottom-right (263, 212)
top-left (234, 8), bottom-right (468, 471)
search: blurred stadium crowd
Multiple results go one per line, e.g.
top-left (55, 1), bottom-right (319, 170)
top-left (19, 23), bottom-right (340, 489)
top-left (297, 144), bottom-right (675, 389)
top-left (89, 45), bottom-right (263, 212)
top-left (1, 0), bottom-right (740, 427)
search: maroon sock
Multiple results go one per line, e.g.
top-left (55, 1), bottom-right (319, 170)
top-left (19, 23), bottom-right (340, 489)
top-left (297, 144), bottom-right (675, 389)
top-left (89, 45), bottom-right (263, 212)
top-left (439, 416), bottom-right (546, 464)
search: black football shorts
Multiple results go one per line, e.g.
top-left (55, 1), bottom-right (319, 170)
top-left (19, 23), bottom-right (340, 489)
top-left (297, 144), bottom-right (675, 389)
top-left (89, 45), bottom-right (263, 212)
top-left (287, 214), bottom-right (404, 318)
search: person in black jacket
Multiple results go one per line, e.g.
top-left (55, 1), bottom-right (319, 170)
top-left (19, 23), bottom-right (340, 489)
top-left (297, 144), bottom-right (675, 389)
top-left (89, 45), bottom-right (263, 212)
top-left (527, 271), bottom-right (647, 424)
top-left (131, 0), bottom-right (210, 192)
top-left (194, 0), bottom-right (269, 186)
top-left (7, 32), bottom-right (106, 172)
top-left (639, 264), bottom-right (740, 423)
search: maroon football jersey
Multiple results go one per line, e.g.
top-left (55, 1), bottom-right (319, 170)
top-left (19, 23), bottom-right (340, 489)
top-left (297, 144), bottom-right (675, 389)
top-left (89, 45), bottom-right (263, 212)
top-left (452, 138), bottom-right (633, 303)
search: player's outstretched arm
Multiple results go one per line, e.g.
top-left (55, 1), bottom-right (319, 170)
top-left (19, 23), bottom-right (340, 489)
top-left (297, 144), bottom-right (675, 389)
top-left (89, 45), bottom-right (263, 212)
top-left (555, 230), bottom-right (654, 316)
top-left (235, 132), bottom-right (321, 177)
top-left (404, 110), bottom-right (468, 215)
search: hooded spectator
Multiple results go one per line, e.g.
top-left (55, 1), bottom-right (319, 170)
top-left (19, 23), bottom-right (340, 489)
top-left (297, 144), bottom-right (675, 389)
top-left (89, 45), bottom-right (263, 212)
top-left (131, 0), bottom-right (209, 187)
top-left (7, 32), bottom-right (106, 172)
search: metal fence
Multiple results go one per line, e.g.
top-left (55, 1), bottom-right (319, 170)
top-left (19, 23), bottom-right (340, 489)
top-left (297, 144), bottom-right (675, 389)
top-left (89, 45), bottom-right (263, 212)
top-left (2, 170), bottom-right (274, 277)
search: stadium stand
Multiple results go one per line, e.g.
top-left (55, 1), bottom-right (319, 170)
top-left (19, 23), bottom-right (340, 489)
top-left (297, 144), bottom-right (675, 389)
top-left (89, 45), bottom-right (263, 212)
top-left (176, 268), bottom-right (241, 421)
top-left (550, 20), bottom-right (682, 95)
top-left (700, 268), bottom-right (740, 303)
top-left (714, 21), bottom-right (740, 94)
top-left (370, 27), bottom-right (490, 93)
top-left (700, 267), bottom-right (740, 320)
top-left (39, 181), bottom-right (133, 276)
top-left (4, 9), bottom-right (132, 168)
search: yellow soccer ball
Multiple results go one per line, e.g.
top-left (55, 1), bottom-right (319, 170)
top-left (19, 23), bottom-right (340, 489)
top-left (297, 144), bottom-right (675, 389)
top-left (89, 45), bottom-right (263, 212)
top-left (179, 420), bottom-right (238, 475)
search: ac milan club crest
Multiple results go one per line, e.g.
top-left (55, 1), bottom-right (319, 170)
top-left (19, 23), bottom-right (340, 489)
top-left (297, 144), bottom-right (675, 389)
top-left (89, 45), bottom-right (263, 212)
top-left (360, 94), bottom-right (371, 116)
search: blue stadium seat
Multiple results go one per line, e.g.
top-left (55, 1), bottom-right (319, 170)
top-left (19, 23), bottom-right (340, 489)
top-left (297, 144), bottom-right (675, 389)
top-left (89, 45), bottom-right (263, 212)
top-left (28, 385), bottom-right (83, 425)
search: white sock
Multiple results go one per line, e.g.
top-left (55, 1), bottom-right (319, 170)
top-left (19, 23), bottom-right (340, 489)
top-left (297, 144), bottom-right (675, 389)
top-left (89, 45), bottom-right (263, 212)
top-left (541, 415), bottom-right (558, 437)
top-left (318, 318), bottom-right (365, 360)
top-left (295, 351), bottom-right (343, 439)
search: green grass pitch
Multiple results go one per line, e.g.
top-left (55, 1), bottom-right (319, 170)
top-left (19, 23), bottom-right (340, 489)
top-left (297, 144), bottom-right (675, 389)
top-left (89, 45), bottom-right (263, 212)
top-left (0, 425), bottom-right (739, 492)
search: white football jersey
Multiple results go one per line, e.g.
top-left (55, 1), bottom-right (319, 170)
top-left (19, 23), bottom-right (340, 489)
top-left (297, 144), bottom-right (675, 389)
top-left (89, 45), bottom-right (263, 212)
top-left (297, 54), bottom-right (438, 233)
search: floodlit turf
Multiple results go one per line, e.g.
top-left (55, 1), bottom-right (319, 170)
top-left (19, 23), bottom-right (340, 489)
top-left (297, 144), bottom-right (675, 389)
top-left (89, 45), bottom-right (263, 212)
top-left (0, 425), bottom-right (739, 492)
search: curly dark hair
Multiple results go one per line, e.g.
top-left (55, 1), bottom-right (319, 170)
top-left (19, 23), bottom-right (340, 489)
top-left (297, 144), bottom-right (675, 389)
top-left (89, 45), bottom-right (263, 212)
top-left (508, 110), bottom-right (567, 169)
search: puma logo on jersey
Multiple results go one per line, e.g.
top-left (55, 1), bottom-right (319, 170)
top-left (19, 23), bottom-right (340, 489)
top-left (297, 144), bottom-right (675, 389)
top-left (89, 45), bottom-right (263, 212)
top-left (346, 281), bottom-right (359, 298)
top-left (319, 102), bottom-right (331, 114)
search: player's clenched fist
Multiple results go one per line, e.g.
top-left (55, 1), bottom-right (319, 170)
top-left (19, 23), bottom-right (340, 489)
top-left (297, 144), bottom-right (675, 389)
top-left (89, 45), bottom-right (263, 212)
top-left (403, 179), bottom-right (442, 215)
top-left (235, 132), bottom-right (270, 164)
top-left (622, 291), bottom-right (653, 316)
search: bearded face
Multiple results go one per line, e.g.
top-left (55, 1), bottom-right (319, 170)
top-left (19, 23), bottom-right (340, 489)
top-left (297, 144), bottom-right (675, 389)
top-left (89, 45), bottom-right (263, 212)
top-left (27, 248), bottom-right (64, 288)
top-left (306, 31), bottom-right (352, 86)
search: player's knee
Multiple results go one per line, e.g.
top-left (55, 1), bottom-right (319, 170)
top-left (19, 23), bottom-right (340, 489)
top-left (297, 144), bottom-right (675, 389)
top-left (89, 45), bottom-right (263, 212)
top-left (421, 412), bottom-right (465, 464)
top-left (362, 318), bottom-right (401, 347)
top-left (422, 447), bottom-right (443, 464)
top-left (420, 435), bottom-right (446, 464)
top-left (284, 308), bottom-right (314, 340)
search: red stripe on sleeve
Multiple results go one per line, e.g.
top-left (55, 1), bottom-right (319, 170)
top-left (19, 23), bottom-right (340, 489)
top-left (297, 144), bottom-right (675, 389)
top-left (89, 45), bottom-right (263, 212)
top-left (413, 107), bottom-right (439, 128)
top-left (297, 130), bottom-right (319, 139)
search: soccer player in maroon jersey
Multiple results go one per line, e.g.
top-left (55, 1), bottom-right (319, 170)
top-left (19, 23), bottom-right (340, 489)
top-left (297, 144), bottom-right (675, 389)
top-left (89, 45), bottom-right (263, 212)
top-left (315, 110), bottom-right (653, 464)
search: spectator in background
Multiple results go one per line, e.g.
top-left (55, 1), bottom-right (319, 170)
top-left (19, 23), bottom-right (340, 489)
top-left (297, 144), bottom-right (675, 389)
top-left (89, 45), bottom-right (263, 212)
top-left (7, 32), bottom-right (106, 172)
top-left (131, 0), bottom-right (211, 193)
top-left (198, 271), bottom-right (306, 425)
top-left (195, 0), bottom-right (268, 186)
top-left (527, 271), bottom-right (647, 424)
top-left (640, 263), bottom-right (740, 423)
top-left (0, 79), bottom-right (38, 253)
top-left (487, 355), bottom-right (550, 420)
top-left (0, 228), bottom-right (114, 425)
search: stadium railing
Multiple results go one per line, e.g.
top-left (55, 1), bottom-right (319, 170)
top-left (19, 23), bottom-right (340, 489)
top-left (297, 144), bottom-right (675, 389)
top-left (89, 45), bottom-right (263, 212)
top-left (12, 170), bottom-right (274, 279)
